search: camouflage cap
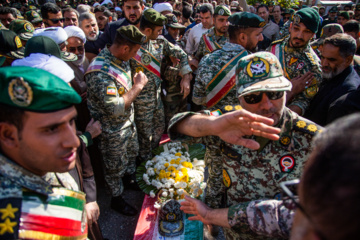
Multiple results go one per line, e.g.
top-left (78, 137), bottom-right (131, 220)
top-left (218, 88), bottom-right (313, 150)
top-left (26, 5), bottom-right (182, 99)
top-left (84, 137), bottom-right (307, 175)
top-left (236, 52), bottom-right (292, 97)
top-left (293, 8), bottom-right (320, 33)
top-left (329, 6), bottom-right (338, 12)
top-left (117, 25), bottom-right (146, 45)
top-left (214, 5), bottom-right (231, 16)
top-left (0, 66), bottom-right (81, 111)
top-left (0, 30), bottom-right (24, 59)
top-left (165, 13), bottom-right (185, 29)
top-left (228, 12), bottom-right (265, 28)
top-left (158, 200), bottom-right (184, 237)
top-left (143, 8), bottom-right (168, 26)
top-left (339, 10), bottom-right (350, 20)
top-left (9, 19), bottom-right (35, 41)
top-left (312, 23), bottom-right (343, 47)
top-left (24, 10), bottom-right (43, 23)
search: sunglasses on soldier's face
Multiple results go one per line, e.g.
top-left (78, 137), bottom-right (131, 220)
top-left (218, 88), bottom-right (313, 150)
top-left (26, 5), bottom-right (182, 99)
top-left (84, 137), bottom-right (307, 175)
top-left (243, 91), bottom-right (284, 104)
top-left (49, 18), bottom-right (65, 24)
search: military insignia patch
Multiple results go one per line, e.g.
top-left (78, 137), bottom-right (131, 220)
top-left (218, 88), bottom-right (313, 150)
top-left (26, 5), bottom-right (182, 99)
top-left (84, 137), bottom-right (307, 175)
top-left (141, 53), bottom-right (151, 65)
top-left (106, 86), bottom-right (116, 96)
top-left (14, 36), bottom-right (22, 48)
top-left (172, 15), bottom-right (177, 22)
top-left (210, 109), bottom-right (222, 116)
top-left (31, 11), bottom-right (37, 17)
top-left (246, 57), bottom-right (270, 79)
top-left (136, 66), bottom-right (144, 73)
top-left (24, 22), bottom-right (34, 32)
top-left (289, 57), bottom-right (298, 66)
top-left (305, 82), bottom-right (318, 97)
top-left (218, 9), bottom-right (225, 15)
top-left (279, 155), bottom-right (295, 173)
top-left (118, 87), bottom-right (125, 95)
top-left (8, 77), bottom-right (33, 107)
top-left (293, 14), bottom-right (301, 24)
top-left (222, 169), bottom-right (231, 188)
top-left (234, 105), bottom-right (242, 110)
top-left (296, 120), bottom-right (306, 128)
top-left (280, 136), bottom-right (291, 146)
top-left (220, 143), bottom-right (241, 161)
top-left (296, 62), bottom-right (304, 70)
top-left (259, 21), bottom-right (266, 28)
top-left (307, 124), bottom-right (317, 133)
top-left (0, 198), bottom-right (21, 239)
top-left (224, 105), bottom-right (233, 111)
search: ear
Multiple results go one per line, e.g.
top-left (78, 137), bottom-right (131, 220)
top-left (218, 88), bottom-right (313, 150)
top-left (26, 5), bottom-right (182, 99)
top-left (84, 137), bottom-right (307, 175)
top-left (345, 55), bottom-right (353, 65)
top-left (0, 123), bottom-right (20, 150)
top-left (238, 32), bottom-right (247, 46)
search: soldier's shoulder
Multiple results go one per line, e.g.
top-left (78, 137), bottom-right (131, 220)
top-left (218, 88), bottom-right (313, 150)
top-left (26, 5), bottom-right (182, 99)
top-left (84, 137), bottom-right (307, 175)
top-left (270, 38), bottom-right (285, 46)
top-left (210, 104), bottom-right (243, 116)
top-left (292, 115), bottom-right (323, 137)
top-left (305, 48), bottom-right (321, 65)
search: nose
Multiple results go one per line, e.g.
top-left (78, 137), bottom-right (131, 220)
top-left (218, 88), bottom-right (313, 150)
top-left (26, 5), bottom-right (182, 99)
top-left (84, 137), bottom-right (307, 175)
top-left (259, 33), bottom-right (264, 41)
top-left (62, 123), bottom-right (80, 149)
top-left (259, 93), bottom-right (273, 110)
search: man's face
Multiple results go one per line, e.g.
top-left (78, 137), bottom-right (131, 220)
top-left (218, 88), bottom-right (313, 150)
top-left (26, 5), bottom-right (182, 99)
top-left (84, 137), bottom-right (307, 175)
top-left (319, 8), bottom-right (325, 15)
top-left (329, 11), bottom-right (337, 19)
top-left (257, 7), bottom-right (269, 22)
top-left (14, 107), bottom-right (80, 176)
top-left (66, 36), bottom-right (85, 62)
top-left (123, 0), bottom-right (144, 25)
top-left (337, 16), bottom-right (348, 26)
top-left (283, 13), bottom-right (291, 22)
top-left (268, 5), bottom-right (274, 13)
top-left (95, 11), bottom-right (109, 30)
top-left (148, 25), bottom-right (163, 40)
top-left (168, 27), bottom-right (180, 40)
top-left (0, 13), bottom-right (16, 28)
top-left (214, 15), bottom-right (229, 34)
top-left (239, 91), bottom-right (286, 126)
top-left (45, 11), bottom-right (64, 27)
top-left (200, 11), bottom-right (213, 29)
top-left (80, 18), bottom-right (99, 41)
top-left (289, 22), bottom-right (314, 48)
top-left (243, 28), bottom-right (264, 52)
top-left (194, 13), bottom-right (201, 24)
top-left (64, 11), bottom-right (78, 27)
top-left (321, 43), bottom-right (350, 79)
top-left (273, 6), bottom-right (281, 19)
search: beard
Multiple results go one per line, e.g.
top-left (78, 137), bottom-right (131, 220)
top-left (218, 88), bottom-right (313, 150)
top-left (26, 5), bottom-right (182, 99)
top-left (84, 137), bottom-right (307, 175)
top-left (87, 30), bottom-right (99, 41)
top-left (74, 53), bottom-right (85, 67)
top-left (322, 64), bottom-right (346, 80)
top-left (125, 14), bottom-right (141, 25)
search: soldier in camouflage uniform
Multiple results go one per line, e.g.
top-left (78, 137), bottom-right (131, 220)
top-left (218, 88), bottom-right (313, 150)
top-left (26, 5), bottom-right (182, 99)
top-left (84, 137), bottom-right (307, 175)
top-left (192, 12), bottom-right (265, 209)
top-left (268, 8), bottom-right (322, 116)
top-left (169, 52), bottom-right (322, 239)
top-left (86, 26), bottom-right (148, 216)
top-left (130, 9), bottom-right (192, 161)
top-left (0, 67), bottom-right (88, 239)
top-left (277, 8), bottom-right (294, 40)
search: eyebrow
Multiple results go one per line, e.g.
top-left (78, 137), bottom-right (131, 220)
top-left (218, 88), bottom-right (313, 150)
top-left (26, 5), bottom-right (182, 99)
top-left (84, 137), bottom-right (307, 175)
top-left (39, 114), bottom-right (77, 130)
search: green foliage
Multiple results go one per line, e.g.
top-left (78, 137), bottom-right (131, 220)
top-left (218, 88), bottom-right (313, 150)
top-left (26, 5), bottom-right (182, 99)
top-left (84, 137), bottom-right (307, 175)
top-left (246, 0), bottom-right (299, 9)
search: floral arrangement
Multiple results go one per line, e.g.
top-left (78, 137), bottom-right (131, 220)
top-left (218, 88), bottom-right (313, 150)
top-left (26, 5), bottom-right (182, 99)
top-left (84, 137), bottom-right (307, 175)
top-left (136, 142), bottom-right (206, 208)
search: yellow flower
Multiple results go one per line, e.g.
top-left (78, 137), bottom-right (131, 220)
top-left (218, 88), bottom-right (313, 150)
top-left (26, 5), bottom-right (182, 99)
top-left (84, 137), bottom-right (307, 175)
top-left (168, 166), bottom-right (176, 172)
top-left (170, 159), bottom-right (175, 164)
top-left (154, 168), bottom-right (157, 172)
top-left (175, 159), bottom-right (180, 165)
top-left (175, 152), bottom-right (182, 157)
top-left (160, 169), bottom-right (165, 174)
top-left (164, 163), bottom-right (169, 167)
top-left (188, 162), bottom-right (193, 168)
top-left (182, 175), bottom-right (189, 182)
top-left (166, 172), bottom-right (171, 178)
top-left (181, 168), bottom-right (188, 173)
top-left (181, 162), bottom-right (188, 167)
top-left (296, 120), bottom-right (306, 128)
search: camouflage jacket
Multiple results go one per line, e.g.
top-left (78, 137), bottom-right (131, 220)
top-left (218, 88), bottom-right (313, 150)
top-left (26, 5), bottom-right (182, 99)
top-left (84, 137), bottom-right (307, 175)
top-left (194, 27), bottom-right (229, 61)
top-left (277, 20), bottom-right (291, 40)
top-left (168, 107), bottom-right (322, 239)
top-left (193, 42), bottom-right (248, 110)
top-left (267, 37), bottom-right (322, 115)
top-left (86, 47), bottom-right (135, 133)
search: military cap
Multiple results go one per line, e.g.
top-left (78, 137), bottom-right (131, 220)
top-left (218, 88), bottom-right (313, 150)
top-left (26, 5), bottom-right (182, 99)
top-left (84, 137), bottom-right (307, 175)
top-left (24, 10), bottom-right (43, 23)
top-left (268, 1), bottom-right (275, 6)
top-left (158, 200), bottom-right (184, 237)
top-left (311, 23), bottom-right (343, 47)
top-left (143, 8), bottom-right (167, 26)
top-left (293, 8), bottom-right (320, 34)
top-left (329, 6), bottom-right (338, 13)
top-left (291, 4), bottom-right (299, 10)
top-left (9, 20), bottom-right (34, 41)
top-left (214, 5), bottom-right (231, 16)
top-left (14, 8), bottom-right (24, 19)
top-left (0, 66), bottom-right (81, 111)
top-left (25, 36), bottom-right (77, 62)
top-left (0, 30), bottom-right (24, 59)
top-left (319, 6), bottom-right (325, 9)
top-left (281, 8), bottom-right (291, 15)
top-left (236, 52), bottom-right (292, 97)
top-left (165, 13), bottom-right (185, 29)
top-left (228, 12), bottom-right (265, 28)
top-left (117, 25), bottom-right (146, 45)
top-left (311, 6), bottom-right (318, 11)
top-left (339, 10), bottom-right (350, 20)
top-left (28, 5), bottom-right (37, 10)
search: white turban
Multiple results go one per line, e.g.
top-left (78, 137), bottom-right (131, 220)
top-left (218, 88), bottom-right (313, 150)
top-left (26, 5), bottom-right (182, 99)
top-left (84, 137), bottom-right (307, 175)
top-left (33, 27), bottom-right (68, 45)
top-left (64, 26), bottom-right (87, 44)
top-left (153, 3), bottom-right (173, 13)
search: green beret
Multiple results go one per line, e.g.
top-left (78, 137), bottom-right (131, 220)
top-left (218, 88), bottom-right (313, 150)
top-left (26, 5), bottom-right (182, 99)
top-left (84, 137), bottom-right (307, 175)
top-left (0, 66), bottom-right (81, 111)
top-left (228, 12), bottom-right (265, 28)
top-left (0, 30), bottom-right (24, 59)
top-left (9, 20), bottom-right (34, 41)
top-left (329, 6), bottom-right (338, 13)
top-left (165, 13), bottom-right (185, 29)
top-left (214, 5), bottom-right (231, 16)
top-left (282, 8), bottom-right (291, 15)
top-left (339, 10), bottom-right (350, 20)
top-left (311, 6), bottom-right (318, 10)
top-left (143, 8), bottom-right (167, 26)
top-left (117, 25), bottom-right (146, 45)
top-left (28, 5), bottom-right (37, 10)
top-left (236, 52), bottom-right (292, 97)
top-left (14, 9), bottom-right (24, 19)
top-left (24, 10), bottom-right (43, 24)
top-left (293, 8), bottom-right (320, 34)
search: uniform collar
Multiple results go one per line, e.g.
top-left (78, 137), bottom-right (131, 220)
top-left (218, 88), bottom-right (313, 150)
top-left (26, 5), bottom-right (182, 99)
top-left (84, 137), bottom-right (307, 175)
top-left (103, 46), bottom-right (125, 66)
top-left (222, 42), bottom-right (245, 52)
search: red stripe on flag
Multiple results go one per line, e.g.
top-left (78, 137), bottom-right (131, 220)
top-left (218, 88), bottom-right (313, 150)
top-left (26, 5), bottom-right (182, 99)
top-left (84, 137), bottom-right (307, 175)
top-left (133, 55), bottom-right (160, 77)
top-left (271, 44), bottom-right (277, 54)
top-left (20, 212), bottom-right (87, 237)
top-left (207, 75), bottom-right (236, 108)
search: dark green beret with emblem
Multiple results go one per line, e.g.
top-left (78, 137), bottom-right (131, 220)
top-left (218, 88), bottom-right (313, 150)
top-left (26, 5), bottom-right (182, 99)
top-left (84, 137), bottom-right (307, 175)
top-left (228, 12), bottom-right (265, 28)
top-left (214, 5), bottom-right (231, 16)
top-left (117, 25), bottom-right (146, 45)
top-left (143, 8), bottom-right (167, 26)
top-left (24, 10), bottom-right (43, 24)
top-left (0, 30), bottom-right (24, 59)
top-left (293, 7), bottom-right (320, 34)
top-left (268, 1), bottom-right (275, 6)
top-left (9, 19), bottom-right (34, 41)
top-left (0, 66), bottom-right (81, 112)
top-left (339, 10), bottom-right (350, 20)
top-left (236, 51), bottom-right (292, 97)
top-left (329, 6), bottom-right (338, 13)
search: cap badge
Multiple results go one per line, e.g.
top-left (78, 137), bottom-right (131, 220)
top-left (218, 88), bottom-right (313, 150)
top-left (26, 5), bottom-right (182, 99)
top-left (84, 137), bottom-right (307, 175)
top-left (296, 62), bottom-right (304, 70)
top-left (218, 8), bottom-right (225, 15)
top-left (24, 22), bottom-right (34, 32)
top-left (246, 57), bottom-right (270, 79)
top-left (289, 57), bottom-right (298, 66)
top-left (280, 136), bottom-right (291, 146)
top-left (136, 66), bottom-right (144, 73)
top-left (259, 21), bottom-right (266, 27)
top-left (172, 15), bottom-right (177, 22)
top-left (293, 14), bottom-right (301, 24)
top-left (8, 77), bottom-right (33, 107)
top-left (279, 155), bottom-right (295, 173)
top-left (141, 53), bottom-right (151, 65)
top-left (31, 11), bottom-right (37, 17)
top-left (14, 36), bottom-right (22, 48)
top-left (118, 87), bottom-right (125, 95)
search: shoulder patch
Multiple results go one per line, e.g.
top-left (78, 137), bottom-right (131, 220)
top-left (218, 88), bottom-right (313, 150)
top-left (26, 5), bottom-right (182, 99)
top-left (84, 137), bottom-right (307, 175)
top-left (0, 198), bottom-right (21, 239)
top-left (293, 118), bottom-right (322, 136)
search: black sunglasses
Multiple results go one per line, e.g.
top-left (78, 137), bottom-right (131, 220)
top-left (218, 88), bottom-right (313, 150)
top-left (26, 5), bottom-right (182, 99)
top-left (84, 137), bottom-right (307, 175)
top-left (49, 18), bottom-right (65, 24)
top-left (243, 91), bottom-right (284, 104)
top-left (68, 46), bottom-right (84, 53)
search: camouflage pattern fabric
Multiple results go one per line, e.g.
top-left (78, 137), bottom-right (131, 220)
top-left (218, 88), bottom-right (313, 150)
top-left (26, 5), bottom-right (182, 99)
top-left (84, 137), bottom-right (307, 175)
top-left (192, 42), bottom-right (248, 208)
top-left (168, 107), bottom-right (322, 239)
top-left (277, 20), bottom-right (291, 40)
top-left (130, 35), bottom-right (192, 161)
top-left (86, 47), bottom-right (138, 197)
top-left (43, 172), bottom-right (79, 191)
top-left (267, 37), bottom-right (322, 115)
top-left (194, 27), bottom-right (229, 61)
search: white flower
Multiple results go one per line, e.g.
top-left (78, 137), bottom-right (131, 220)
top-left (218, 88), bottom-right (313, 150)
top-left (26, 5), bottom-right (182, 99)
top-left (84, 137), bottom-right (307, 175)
top-left (146, 168), bottom-right (155, 176)
top-left (162, 191), bottom-right (168, 198)
top-left (200, 182), bottom-right (207, 190)
top-left (150, 190), bottom-right (156, 198)
top-left (154, 201), bottom-right (161, 209)
top-left (174, 182), bottom-right (182, 189)
top-left (177, 189), bottom-right (184, 195)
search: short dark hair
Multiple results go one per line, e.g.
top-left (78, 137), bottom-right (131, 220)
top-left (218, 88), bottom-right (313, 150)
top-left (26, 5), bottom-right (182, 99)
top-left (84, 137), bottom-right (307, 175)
top-left (173, 10), bottom-right (182, 18)
top-left (0, 103), bottom-right (26, 134)
top-left (123, 0), bottom-right (144, 5)
top-left (62, 7), bottom-right (79, 18)
top-left (0, 7), bottom-right (17, 18)
top-left (199, 3), bottom-right (214, 15)
top-left (41, 3), bottom-right (61, 19)
top-left (182, 4), bottom-right (193, 19)
top-left (324, 33), bottom-right (356, 58)
top-left (343, 20), bottom-right (360, 34)
top-left (139, 16), bottom-right (157, 31)
top-left (113, 31), bottom-right (137, 48)
top-left (257, 4), bottom-right (269, 12)
top-left (228, 25), bottom-right (254, 41)
top-left (300, 113), bottom-right (360, 240)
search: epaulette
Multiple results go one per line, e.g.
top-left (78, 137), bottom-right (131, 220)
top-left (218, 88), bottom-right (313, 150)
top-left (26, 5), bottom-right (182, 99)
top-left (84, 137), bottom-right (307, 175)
top-left (0, 197), bottom-right (21, 239)
top-left (270, 38), bottom-right (285, 46)
top-left (293, 117), bottom-right (323, 136)
top-left (210, 105), bottom-right (242, 116)
top-left (305, 51), bottom-right (318, 66)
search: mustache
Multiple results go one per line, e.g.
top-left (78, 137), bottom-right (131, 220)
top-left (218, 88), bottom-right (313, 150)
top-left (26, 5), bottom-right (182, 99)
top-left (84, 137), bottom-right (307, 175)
top-left (257, 109), bottom-right (277, 116)
top-left (293, 37), bottom-right (304, 42)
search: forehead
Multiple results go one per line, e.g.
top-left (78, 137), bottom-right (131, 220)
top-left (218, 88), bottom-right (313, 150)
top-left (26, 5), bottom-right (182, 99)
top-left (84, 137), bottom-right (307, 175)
top-left (67, 36), bottom-right (83, 45)
top-left (258, 7), bottom-right (268, 12)
top-left (0, 13), bottom-right (14, 18)
top-left (322, 43), bottom-right (341, 57)
top-left (83, 18), bottom-right (97, 25)
top-left (48, 12), bottom-right (62, 18)
top-left (64, 11), bottom-right (77, 18)
top-left (124, 1), bottom-right (141, 7)
top-left (200, 11), bottom-right (211, 17)
top-left (292, 22), bottom-right (310, 31)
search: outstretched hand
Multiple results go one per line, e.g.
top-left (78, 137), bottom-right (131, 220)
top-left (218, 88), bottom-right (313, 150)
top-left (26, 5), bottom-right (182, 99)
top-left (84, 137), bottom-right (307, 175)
top-left (180, 195), bottom-right (212, 225)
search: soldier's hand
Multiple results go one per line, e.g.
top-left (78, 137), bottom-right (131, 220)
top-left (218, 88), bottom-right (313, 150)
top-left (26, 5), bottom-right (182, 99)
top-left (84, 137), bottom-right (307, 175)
top-left (212, 109), bottom-right (281, 150)
top-left (133, 71), bottom-right (148, 89)
top-left (169, 56), bottom-right (180, 67)
top-left (189, 58), bottom-right (199, 69)
top-left (288, 72), bottom-right (314, 99)
top-left (180, 73), bottom-right (192, 99)
top-left (180, 195), bottom-right (212, 225)
top-left (85, 118), bottom-right (102, 139)
top-left (85, 201), bottom-right (100, 225)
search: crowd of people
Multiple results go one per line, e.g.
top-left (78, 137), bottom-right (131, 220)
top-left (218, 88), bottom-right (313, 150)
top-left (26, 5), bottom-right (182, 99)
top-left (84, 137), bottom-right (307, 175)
top-left (1, 0), bottom-right (360, 239)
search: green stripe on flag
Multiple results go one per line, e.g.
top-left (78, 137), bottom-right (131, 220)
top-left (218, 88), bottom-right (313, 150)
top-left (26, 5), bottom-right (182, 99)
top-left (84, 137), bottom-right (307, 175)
top-left (23, 192), bottom-right (85, 211)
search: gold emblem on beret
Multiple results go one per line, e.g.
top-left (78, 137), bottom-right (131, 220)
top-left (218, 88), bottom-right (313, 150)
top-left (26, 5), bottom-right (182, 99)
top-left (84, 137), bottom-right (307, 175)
top-left (141, 53), bottom-right (151, 65)
top-left (293, 14), bottom-right (301, 24)
top-left (224, 105), bottom-right (233, 111)
top-left (218, 9), bottom-right (225, 15)
top-left (14, 36), bottom-right (22, 48)
top-left (246, 57), bottom-right (270, 79)
top-left (136, 66), bottom-right (144, 73)
top-left (31, 11), bottom-right (37, 17)
top-left (8, 77), bottom-right (33, 107)
top-left (259, 21), bottom-right (266, 28)
top-left (118, 87), bottom-right (125, 95)
top-left (24, 22), bottom-right (34, 32)
top-left (172, 15), bottom-right (177, 22)
top-left (307, 124), bottom-right (317, 132)
top-left (234, 105), bottom-right (242, 110)
top-left (296, 120), bottom-right (306, 128)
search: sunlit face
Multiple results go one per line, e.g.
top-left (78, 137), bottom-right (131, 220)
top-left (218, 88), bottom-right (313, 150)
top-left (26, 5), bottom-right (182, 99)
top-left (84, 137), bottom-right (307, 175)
top-left (45, 11), bottom-right (63, 27)
top-left (80, 18), bottom-right (99, 41)
top-left (0, 13), bottom-right (15, 28)
top-left (123, 0), bottom-right (144, 25)
top-left (214, 15), bottom-right (229, 34)
top-left (257, 6), bottom-right (269, 21)
top-left (200, 11), bottom-right (213, 29)
top-left (64, 11), bottom-right (78, 27)
top-left (289, 22), bottom-right (314, 48)
top-left (321, 43), bottom-right (350, 79)
top-left (148, 25), bottom-right (163, 40)
top-left (243, 28), bottom-right (264, 52)
top-left (123, 44), bottom-right (141, 61)
top-left (95, 11), bottom-right (109, 30)
top-left (168, 27), bottom-right (180, 40)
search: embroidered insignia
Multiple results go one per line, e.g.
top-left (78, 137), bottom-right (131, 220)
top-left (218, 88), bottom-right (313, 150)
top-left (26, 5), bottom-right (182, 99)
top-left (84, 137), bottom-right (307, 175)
top-left (296, 62), bottom-right (305, 70)
top-left (136, 66), bottom-right (144, 73)
top-left (279, 155), bottom-right (295, 173)
top-left (0, 198), bottom-right (21, 239)
top-left (210, 109), bottom-right (222, 116)
top-left (106, 86), bottom-right (116, 96)
top-left (224, 105), bottom-right (233, 111)
top-left (118, 87), bottom-right (125, 95)
top-left (307, 124), bottom-right (317, 132)
top-left (234, 105), bottom-right (242, 110)
top-left (24, 22), bottom-right (34, 32)
top-left (259, 21), bottom-right (266, 28)
top-left (8, 77), bottom-right (33, 107)
top-left (305, 82), bottom-right (319, 97)
top-left (293, 14), bottom-right (300, 24)
top-left (296, 120), bottom-right (306, 128)
top-left (280, 136), bottom-right (291, 146)
top-left (14, 36), bottom-right (22, 48)
top-left (289, 57), bottom-right (298, 66)
top-left (223, 169), bottom-right (231, 188)
top-left (141, 53), bottom-right (152, 65)
top-left (172, 15), bottom-right (177, 22)
top-left (31, 11), bottom-right (37, 17)
top-left (218, 9), bottom-right (225, 15)
top-left (221, 143), bottom-right (241, 161)
top-left (246, 57), bottom-right (270, 79)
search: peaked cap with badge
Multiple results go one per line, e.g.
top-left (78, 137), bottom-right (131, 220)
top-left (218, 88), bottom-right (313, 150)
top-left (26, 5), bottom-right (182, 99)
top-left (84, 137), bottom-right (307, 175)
top-left (214, 5), bottom-right (231, 16)
top-left (0, 29), bottom-right (24, 59)
top-left (165, 13), bottom-right (185, 29)
top-left (228, 12), bottom-right (265, 28)
top-left (158, 199), bottom-right (184, 237)
top-left (9, 19), bottom-right (35, 41)
top-left (117, 25), bottom-right (146, 45)
top-left (142, 8), bottom-right (168, 26)
top-left (24, 10), bottom-right (43, 24)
